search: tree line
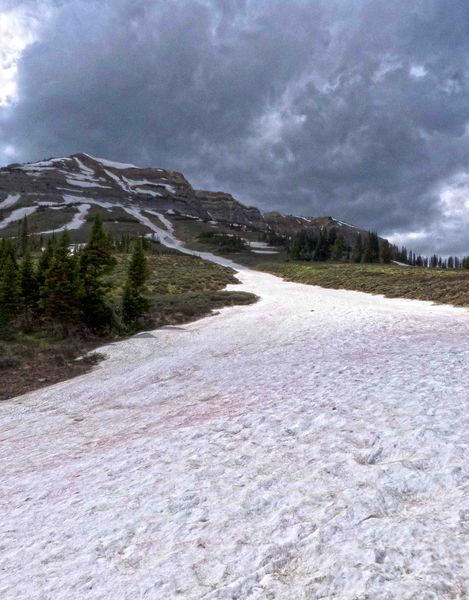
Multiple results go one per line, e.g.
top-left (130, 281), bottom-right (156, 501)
top-left (0, 214), bottom-right (151, 341)
top-left (286, 229), bottom-right (387, 263)
top-left (283, 228), bottom-right (469, 268)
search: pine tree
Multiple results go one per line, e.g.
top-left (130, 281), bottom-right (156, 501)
top-left (40, 231), bottom-right (83, 335)
top-left (121, 238), bottom-right (150, 330)
top-left (289, 230), bottom-right (316, 261)
top-left (313, 229), bottom-right (330, 261)
top-left (36, 238), bottom-right (55, 290)
top-left (0, 255), bottom-right (20, 339)
top-left (331, 236), bottom-right (346, 261)
top-left (80, 213), bottom-right (117, 333)
top-left (19, 251), bottom-right (39, 330)
top-left (20, 216), bottom-right (29, 257)
top-left (352, 234), bottom-right (363, 263)
top-left (371, 232), bottom-right (380, 262)
top-left (362, 232), bottom-right (373, 263)
top-left (0, 238), bottom-right (16, 272)
top-left (128, 238), bottom-right (149, 288)
top-left (380, 239), bottom-right (393, 264)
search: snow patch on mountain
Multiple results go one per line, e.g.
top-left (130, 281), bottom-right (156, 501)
top-left (82, 154), bottom-right (140, 170)
top-left (40, 203), bottom-right (91, 234)
top-left (0, 193), bottom-right (21, 210)
top-left (0, 205), bottom-right (38, 229)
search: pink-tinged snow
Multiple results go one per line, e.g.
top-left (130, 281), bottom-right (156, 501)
top-left (1, 223), bottom-right (469, 599)
top-left (0, 193), bottom-right (20, 210)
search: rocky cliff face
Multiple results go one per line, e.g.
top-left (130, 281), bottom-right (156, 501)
top-left (0, 153), bottom-right (368, 242)
top-left (194, 190), bottom-right (265, 229)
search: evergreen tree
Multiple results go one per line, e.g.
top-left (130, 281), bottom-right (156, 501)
top-left (352, 234), bottom-right (363, 263)
top-left (80, 213), bottom-right (117, 333)
top-left (289, 230), bottom-right (316, 261)
top-left (36, 238), bottom-right (55, 289)
top-left (0, 255), bottom-right (20, 338)
top-left (313, 229), bottom-right (330, 261)
top-left (20, 216), bottom-right (29, 257)
top-left (331, 236), bottom-right (346, 261)
top-left (40, 231), bottom-right (83, 335)
top-left (19, 250), bottom-right (39, 329)
top-left (121, 238), bottom-right (150, 330)
top-left (362, 232), bottom-right (378, 263)
top-left (128, 237), bottom-right (149, 288)
top-left (370, 232), bottom-right (380, 262)
top-left (0, 238), bottom-right (16, 272)
top-left (380, 239), bottom-right (393, 264)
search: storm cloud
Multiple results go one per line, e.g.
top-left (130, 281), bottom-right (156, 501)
top-left (2, 0), bottom-right (469, 254)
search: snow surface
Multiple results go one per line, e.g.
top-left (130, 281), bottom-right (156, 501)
top-left (335, 219), bottom-right (359, 229)
top-left (133, 187), bottom-right (163, 198)
top-left (247, 240), bottom-right (279, 254)
top-left (0, 205), bottom-right (38, 229)
top-left (2, 217), bottom-right (469, 599)
top-left (248, 241), bottom-right (271, 249)
top-left (103, 169), bottom-right (132, 194)
top-left (0, 193), bottom-right (20, 211)
top-left (65, 177), bottom-right (112, 189)
top-left (83, 154), bottom-right (140, 170)
top-left (40, 204), bottom-right (91, 234)
top-left (19, 158), bottom-right (69, 171)
top-left (122, 176), bottom-right (175, 196)
top-left (73, 156), bottom-right (95, 176)
top-left (393, 260), bottom-right (412, 267)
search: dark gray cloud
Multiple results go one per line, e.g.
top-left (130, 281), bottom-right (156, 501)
top-left (2, 0), bottom-right (469, 254)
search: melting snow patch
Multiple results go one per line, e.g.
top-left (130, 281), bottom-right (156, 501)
top-left (2, 223), bottom-right (469, 599)
top-left (0, 193), bottom-right (21, 211)
top-left (65, 176), bottom-right (112, 189)
top-left (40, 204), bottom-right (91, 234)
top-left (0, 205), bottom-right (38, 229)
top-left (83, 154), bottom-right (140, 169)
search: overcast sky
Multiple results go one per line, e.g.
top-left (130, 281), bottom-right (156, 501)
top-left (1, 0), bottom-right (469, 255)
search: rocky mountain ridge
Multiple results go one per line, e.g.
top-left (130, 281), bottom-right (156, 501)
top-left (0, 153), bottom-right (368, 244)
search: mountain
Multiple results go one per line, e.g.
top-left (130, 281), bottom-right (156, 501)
top-left (0, 153), bottom-right (369, 243)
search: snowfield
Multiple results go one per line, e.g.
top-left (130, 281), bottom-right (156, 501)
top-left (1, 224), bottom-right (469, 599)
